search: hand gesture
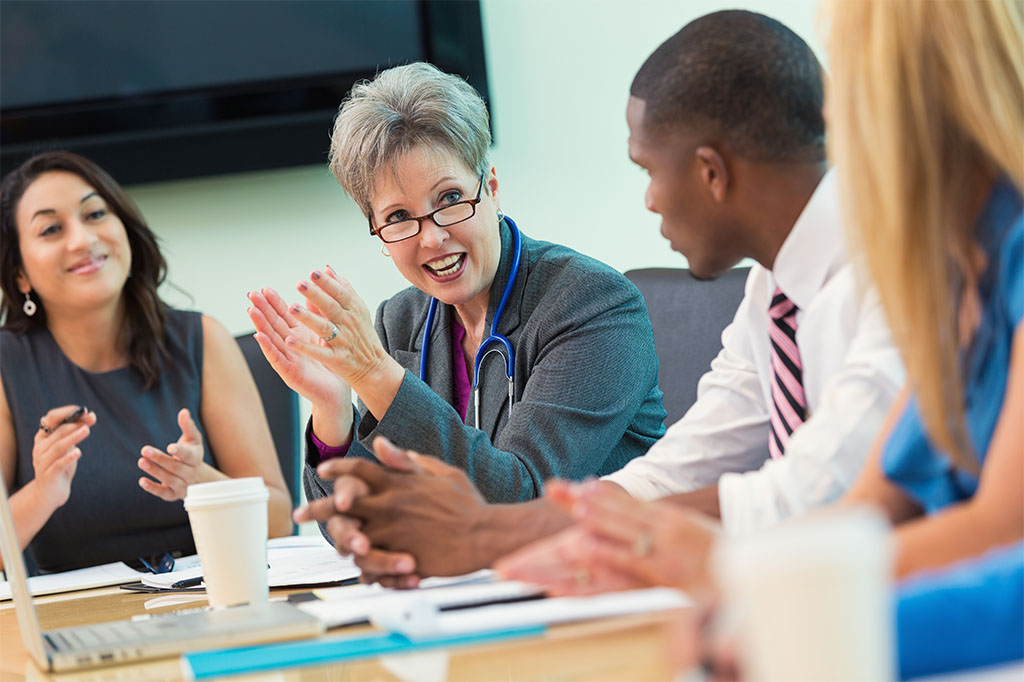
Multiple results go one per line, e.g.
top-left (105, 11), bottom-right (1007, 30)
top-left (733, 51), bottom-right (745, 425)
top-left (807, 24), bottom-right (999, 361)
top-left (247, 283), bottom-right (351, 412)
top-left (295, 436), bottom-right (489, 585)
top-left (494, 523), bottom-right (645, 596)
top-left (138, 408), bottom-right (207, 501)
top-left (283, 266), bottom-right (395, 391)
top-left (497, 480), bottom-right (720, 600)
top-left (31, 405), bottom-right (95, 511)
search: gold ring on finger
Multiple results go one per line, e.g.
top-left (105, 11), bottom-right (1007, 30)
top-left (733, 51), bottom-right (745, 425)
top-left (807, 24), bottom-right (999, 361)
top-left (633, 532), bottom-right (653, 558)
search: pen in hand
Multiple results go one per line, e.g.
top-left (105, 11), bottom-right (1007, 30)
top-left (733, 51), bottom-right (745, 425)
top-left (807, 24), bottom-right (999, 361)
top-left (59, 406), bottom-right (88, 426)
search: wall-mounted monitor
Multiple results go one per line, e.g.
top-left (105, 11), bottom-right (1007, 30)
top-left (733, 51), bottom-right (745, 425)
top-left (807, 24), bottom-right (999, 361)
top-left (1, 0), bottom-right (489, 184)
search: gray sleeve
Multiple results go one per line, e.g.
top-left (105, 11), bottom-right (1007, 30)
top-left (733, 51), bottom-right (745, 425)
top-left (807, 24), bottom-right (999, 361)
top-left (301, 419), bottom-right (333, 545)
top-left (300, 301), bottom-right (389, 545)
top-left (350, 272), bottom-right (661, 503)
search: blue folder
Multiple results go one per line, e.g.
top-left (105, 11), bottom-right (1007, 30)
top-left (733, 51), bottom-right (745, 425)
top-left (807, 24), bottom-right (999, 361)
top-left (182, 625), bottom-right (547, 679)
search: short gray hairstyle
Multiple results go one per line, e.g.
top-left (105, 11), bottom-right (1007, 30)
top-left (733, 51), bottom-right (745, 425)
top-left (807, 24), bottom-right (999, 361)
top-left (329, 62), bottom-right (491, 218)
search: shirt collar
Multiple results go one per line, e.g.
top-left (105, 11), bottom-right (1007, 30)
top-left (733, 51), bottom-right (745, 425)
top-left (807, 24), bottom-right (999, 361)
top-left (770, 169), bottom-right (845, 310)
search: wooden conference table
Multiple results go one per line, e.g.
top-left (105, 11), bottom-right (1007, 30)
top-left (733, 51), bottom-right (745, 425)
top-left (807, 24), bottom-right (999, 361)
top-left (0, 586), bottom-right (683, 681)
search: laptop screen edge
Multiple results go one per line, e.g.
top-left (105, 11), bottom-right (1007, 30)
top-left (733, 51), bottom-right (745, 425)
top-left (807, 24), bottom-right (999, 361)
top-left (0, 474), bottom-right (52, 670)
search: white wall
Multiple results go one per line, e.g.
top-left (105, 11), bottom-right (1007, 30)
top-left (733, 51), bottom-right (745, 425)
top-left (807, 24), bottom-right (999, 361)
top-left (128, 0), bottom-right (821, 334)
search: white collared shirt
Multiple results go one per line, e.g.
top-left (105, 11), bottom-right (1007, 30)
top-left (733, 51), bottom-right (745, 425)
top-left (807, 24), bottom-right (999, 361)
top-left (604, 171), bottom-right (905, 534)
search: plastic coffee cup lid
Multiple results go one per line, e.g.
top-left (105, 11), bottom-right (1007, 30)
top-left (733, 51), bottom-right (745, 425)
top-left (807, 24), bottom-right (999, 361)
top-left (184, 477), bottom-right (268, 511)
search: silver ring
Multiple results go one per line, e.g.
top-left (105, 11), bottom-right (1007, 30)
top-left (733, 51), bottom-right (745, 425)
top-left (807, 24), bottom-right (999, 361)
top-left (38, 419), bottom-right (53, 436)
top-left (321, 323), bottom-right (339, 343)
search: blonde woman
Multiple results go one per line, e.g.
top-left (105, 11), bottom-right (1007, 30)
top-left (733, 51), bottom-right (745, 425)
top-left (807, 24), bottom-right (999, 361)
top-left (828, 0), bottom-right (1023, 575)
top-left (826, 2), bottom-right (1024, 672)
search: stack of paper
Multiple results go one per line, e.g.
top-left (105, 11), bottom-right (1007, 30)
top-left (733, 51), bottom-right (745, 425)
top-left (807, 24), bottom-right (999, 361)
top-left (404, 587), bottom-right (692, 636)
top-left (140, 535), bottom-right (360, 590)
top-left (181, 583), bottom-right (693, 680)
top-left (298, 570), bottom-right (690, 635)
top-left (0, 562), bottom-right (145, 600)
top-left (297, 570), bottom-right (544, 628)
top-left (1, 535), bottom-right (357, 600)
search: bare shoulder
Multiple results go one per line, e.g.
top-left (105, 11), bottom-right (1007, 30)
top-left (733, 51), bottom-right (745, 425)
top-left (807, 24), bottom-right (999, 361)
top-left (200, 314), bottom-right (233, 343)
top-left (200, 315), bottom-right (242, 358)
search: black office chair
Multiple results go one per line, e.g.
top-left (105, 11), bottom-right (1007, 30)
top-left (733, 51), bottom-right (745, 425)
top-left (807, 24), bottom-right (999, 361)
top-left (235, 334), bottom-right (302, 521)
top-left (625, 267), bottom-right (749, 428)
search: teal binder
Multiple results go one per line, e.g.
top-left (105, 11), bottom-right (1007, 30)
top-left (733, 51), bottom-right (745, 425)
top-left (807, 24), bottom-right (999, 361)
top-left (182, 625), bottom-right (546, 679)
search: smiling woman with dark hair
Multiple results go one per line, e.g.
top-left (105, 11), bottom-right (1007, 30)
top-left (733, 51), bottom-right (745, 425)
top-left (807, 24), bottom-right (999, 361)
top-left (0, 153), bottom-right (169, 385)
top-left (0, 151), bottom-right (291, 573)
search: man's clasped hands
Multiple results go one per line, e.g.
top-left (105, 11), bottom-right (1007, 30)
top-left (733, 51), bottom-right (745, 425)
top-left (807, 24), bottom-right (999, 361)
top-left (294, 435), bottom-right (719, 603)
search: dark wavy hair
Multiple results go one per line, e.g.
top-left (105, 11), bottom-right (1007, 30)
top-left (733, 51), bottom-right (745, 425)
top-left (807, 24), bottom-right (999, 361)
top-left (0, 151), bottom-right (170, 388)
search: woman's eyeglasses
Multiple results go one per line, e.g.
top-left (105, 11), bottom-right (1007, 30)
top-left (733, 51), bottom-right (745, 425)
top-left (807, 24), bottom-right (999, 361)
top-left (368, 172), bottom-right (486, 244)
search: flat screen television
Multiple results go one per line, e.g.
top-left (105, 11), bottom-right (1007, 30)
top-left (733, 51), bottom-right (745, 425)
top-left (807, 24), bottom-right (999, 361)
top-left (0, 0), bottom-right (489, 184)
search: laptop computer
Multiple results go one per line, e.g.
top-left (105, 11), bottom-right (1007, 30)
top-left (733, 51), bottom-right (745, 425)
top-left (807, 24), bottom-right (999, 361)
top-left (0, 474), bottom-right (325, 672)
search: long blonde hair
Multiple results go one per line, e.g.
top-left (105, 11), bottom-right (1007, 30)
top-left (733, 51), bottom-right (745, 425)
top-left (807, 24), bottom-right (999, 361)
top-left (825, 0), bottom-right (1024, 471)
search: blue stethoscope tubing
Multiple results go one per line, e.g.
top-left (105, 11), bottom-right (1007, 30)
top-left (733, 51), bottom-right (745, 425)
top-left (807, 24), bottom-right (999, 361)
top-left (419, 216), bottom-right (522, 430)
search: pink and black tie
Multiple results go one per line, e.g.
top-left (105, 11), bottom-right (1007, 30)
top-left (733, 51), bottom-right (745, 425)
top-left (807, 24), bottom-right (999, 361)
top-left (768, 287), bottom-right (806, 459)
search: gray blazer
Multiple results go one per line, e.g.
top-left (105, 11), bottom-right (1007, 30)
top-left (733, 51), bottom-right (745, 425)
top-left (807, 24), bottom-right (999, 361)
top-left (305, 219), bottom-right (667, 505)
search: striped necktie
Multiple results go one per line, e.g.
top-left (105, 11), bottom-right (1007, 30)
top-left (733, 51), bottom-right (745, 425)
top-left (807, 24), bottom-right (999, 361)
top-left (768, 287), bottom-right (807, 459)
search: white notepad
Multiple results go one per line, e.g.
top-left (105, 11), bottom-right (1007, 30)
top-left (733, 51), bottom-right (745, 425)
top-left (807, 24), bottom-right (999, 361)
top-left (0, 561), bottom-right (145, 601)
top-left (140, 535), bottom-right (359, 590)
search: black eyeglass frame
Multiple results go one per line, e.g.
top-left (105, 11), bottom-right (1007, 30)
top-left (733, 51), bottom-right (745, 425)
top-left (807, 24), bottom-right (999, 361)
top-left (367, 172), bottom-right (486, 243)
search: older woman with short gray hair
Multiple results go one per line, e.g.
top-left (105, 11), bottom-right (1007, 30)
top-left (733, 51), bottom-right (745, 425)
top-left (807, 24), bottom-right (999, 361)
top-left (248, 62), bottom-right (666, 516)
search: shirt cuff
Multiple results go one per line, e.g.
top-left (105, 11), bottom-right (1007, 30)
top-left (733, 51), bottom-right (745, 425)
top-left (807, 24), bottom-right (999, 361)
top-left (600, 470), bottom-right (667, 501)
top-left (718, 470), bottom-right (785, 537)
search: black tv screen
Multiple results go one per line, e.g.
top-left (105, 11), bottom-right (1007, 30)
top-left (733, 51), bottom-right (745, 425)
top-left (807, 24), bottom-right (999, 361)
top-left (0, 0), bottom-right (489, 184)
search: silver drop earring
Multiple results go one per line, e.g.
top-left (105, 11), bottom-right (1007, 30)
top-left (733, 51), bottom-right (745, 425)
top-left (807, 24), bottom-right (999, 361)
top-left (22, 292), bottom-right (37, 317)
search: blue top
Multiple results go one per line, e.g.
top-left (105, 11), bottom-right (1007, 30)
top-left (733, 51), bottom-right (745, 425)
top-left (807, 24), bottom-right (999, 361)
top-left (883, 179), bottom-right (1023, 508)
top-left (896, 542), bottom-right (1024, 679)
top-left (882, 178), bottom-right (1023, 677)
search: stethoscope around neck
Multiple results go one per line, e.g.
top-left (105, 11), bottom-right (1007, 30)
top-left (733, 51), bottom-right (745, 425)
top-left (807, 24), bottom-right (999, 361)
top-left (419, 215), bottom-right (522, 430)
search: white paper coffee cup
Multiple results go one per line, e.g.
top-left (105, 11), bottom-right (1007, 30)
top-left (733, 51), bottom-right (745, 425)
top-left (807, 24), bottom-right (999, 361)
top-left (184, 477), bottom-right (269, 608)
top-left (714, 506), bottom-right (895, 682)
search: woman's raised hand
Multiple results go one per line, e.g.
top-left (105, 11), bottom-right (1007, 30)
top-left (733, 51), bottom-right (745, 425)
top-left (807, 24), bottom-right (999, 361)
top-left (31, 405), bottom-right (95, 512)
top-left (284, 266), bottom-right (399, 395)
top-left (247, 283), bottom-right (352, 411)
top-left (138, 408), bottom-right (209, 501)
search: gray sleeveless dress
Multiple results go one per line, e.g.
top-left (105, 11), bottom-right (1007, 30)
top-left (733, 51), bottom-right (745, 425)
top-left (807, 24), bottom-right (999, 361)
top-left (1, 309), bottom-right (215, 573)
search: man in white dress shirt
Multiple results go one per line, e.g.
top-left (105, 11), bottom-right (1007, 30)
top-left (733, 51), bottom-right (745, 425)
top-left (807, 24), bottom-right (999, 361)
top-left (604, 169), bottom-right (902, 532)
top-left (294, 10), bottom-right (904, 584)
top-left (596, 12), bottom-right (903, 535)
